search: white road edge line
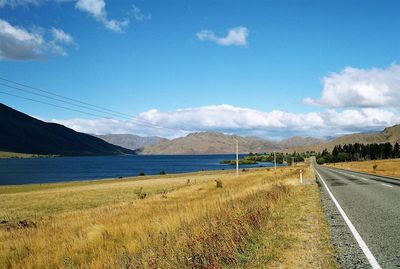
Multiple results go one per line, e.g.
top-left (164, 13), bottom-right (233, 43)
top-left (315, 169), bottom-right (382, 269)
top-left (381, 183), bottom-right (393, 188)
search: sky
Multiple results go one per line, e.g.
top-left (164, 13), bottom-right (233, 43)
top-left (1, 0), bottom-right (400, 139)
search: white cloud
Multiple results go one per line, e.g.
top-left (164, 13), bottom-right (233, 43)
top-left (49, 104), bottom-right (400, 139)
top-left (75, 0), bottom-right (104, 17)
top-left (132, 4), bottom-right (150, 21)
top-left (51, 28), bottom-right (73, 44)
top-left (305, 64), bottom-right (400, 108)
top-left (196, 26), bottom-right (248, 46)
top-left (0, 19), bottom-right (73, 60)
top-left (75, 0), bottom-right (129, 33)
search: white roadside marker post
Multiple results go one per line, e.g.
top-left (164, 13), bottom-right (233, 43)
top-left (299, 169), bottom-right (303, 184)
top-left (274, 151), bottom-right (277, 170)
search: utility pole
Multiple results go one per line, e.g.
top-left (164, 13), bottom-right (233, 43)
top-left (274, 151), bottom-right (277, 170)
top-left (236, 139), bottom-right (239, 177)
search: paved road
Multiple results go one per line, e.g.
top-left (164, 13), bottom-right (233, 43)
top-left (315, 164), bottom-right (400, 268)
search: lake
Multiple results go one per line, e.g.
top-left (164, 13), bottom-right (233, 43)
top-left (0, 155), bottom-right (283, 185)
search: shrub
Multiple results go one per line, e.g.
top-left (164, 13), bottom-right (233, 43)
top-left (186, 179), bottom-right (191, 185)
top-left (139, 172), bottom-right (145, 176)
top-left (159, 170), bottom-right (166, 175)
top-left (134, 187), bottom-right (147, 199)
top-left (373, 164), bottom-right (378, 172)
top-left (159, 189), bottom-right (168, 198)
top-left (215, 179), bottom-right (223, 188)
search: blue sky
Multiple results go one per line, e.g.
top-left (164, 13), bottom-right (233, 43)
top-left (1, 0), bottom-right (400, 139)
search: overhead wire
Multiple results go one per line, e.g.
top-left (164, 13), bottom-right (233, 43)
top-left (0, 77), bottom-right (189, 132)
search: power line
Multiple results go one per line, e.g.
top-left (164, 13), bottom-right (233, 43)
top-left (0, 77), bottom-right (189, 132)
top-left (0, 82), bottom-right (132, 120)
top-left (0, 76), bottom-right (132, 118)
top-left (0, 91), bottom-right (108, 118)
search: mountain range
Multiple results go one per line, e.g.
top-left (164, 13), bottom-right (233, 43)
top-left (132, 127), bottom-right (400, 154)
top-left (2, 103), bottom-right (400, 156)
top-left (0, 103), bottom-right (135, 156)
top-left (134, 132), bottom-right (327, 154)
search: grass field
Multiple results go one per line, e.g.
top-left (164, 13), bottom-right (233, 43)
top-left (0, 166), bottom-right (336, 268)
top-left (328, 158), bottom-right (400, 179)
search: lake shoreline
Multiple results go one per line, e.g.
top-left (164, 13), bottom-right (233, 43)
top-left (0, 154), bottom-right (284, 186)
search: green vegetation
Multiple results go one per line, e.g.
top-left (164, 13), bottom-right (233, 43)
top-left (220, 159), bottom-right (257, 165)
top-left (0, 151), bottom-right (58, 159)
top-left (316, 142), bottom-right (400, 164)
top-left (0, 167), bottom-right (336, 268)
top-left (220, 151), bottom-right (315, 166)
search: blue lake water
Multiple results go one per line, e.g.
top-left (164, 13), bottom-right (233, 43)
top-left (0, 155), bottom-right (282, 185)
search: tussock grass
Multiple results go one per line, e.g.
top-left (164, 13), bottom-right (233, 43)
top-left (329, 158), bottom-right (400, 179)
top-left (0, 166), bottom-right (335, 268)
top-left (0, 151), bottom-right (47, 158)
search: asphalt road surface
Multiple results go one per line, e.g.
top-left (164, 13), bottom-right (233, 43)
top-left (315, 164), bottom-right (400, 268)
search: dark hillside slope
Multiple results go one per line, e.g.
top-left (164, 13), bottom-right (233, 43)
top-left (0, 103), bottom-right (135, 156)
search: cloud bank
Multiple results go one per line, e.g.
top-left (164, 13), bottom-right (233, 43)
top-left (304, 64), bottom-right (400, 108)
top-left (0, 19), bottom-right (73, 60)
top-left (50, 104), bottom-right (399, 139)
top-left (196, 26), bottom-right (248, 46)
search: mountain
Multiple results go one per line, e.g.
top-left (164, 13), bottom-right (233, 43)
top-left (137, 125), bottom-right (400, 154)
top-left (137, 132), bottom-right (281, 154)
top-left (279, 136), bottom-right (326, 152)
top-left (320, 125), bottom-right (400, 151)
top-left (0, 103), bottom-right (135, 156)
top-left (93, 134), bottom-right (166, 150)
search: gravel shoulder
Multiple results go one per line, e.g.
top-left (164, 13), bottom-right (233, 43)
top-left (316, 172), bottom-right (371, 268)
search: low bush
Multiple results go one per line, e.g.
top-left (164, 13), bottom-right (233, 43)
top-left (134, 187), bottom-right (147, 199)
top-left (373, 164), bottom-right (378, 172)
top-left (215, 179), bottom-right (223, 188)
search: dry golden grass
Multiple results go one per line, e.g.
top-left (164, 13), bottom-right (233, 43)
top-left (0, 166), bottom-right (336, 268)
top-left (329, 158), bottom-right (400, 179)
top-left (0, 151), bottom-right (46, 158)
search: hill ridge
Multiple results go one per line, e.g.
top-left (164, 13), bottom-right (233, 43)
top-left (0, 103), bottom-right (135, 156)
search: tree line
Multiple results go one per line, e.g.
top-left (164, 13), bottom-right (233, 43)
top-left (316, 142), bottom-right (400, 164)
top-left (220, 151), bottom-right (316, 165)
top-left (246, 151), bottom-right (316, 165)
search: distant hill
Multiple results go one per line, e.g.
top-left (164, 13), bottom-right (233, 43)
top-left (320, 125), bottom-right (400, 151)
top-left (279, 136), bottom-right (326, 152)
top-left (137, 125), bottom-right (400, 154)
top-left (137, 132), bottom-right (281, 154)
top-left (93, 134), bottom-right (166, 150)
top-left (0, 103), bottom-right (135, 156)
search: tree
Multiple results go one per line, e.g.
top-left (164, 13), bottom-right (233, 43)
top-left (394, 142), bottom-right (400, 158)
top-left (383, 143), bottom-right (393, 159)
top-left (332, 146), bottom-right (339, 162)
